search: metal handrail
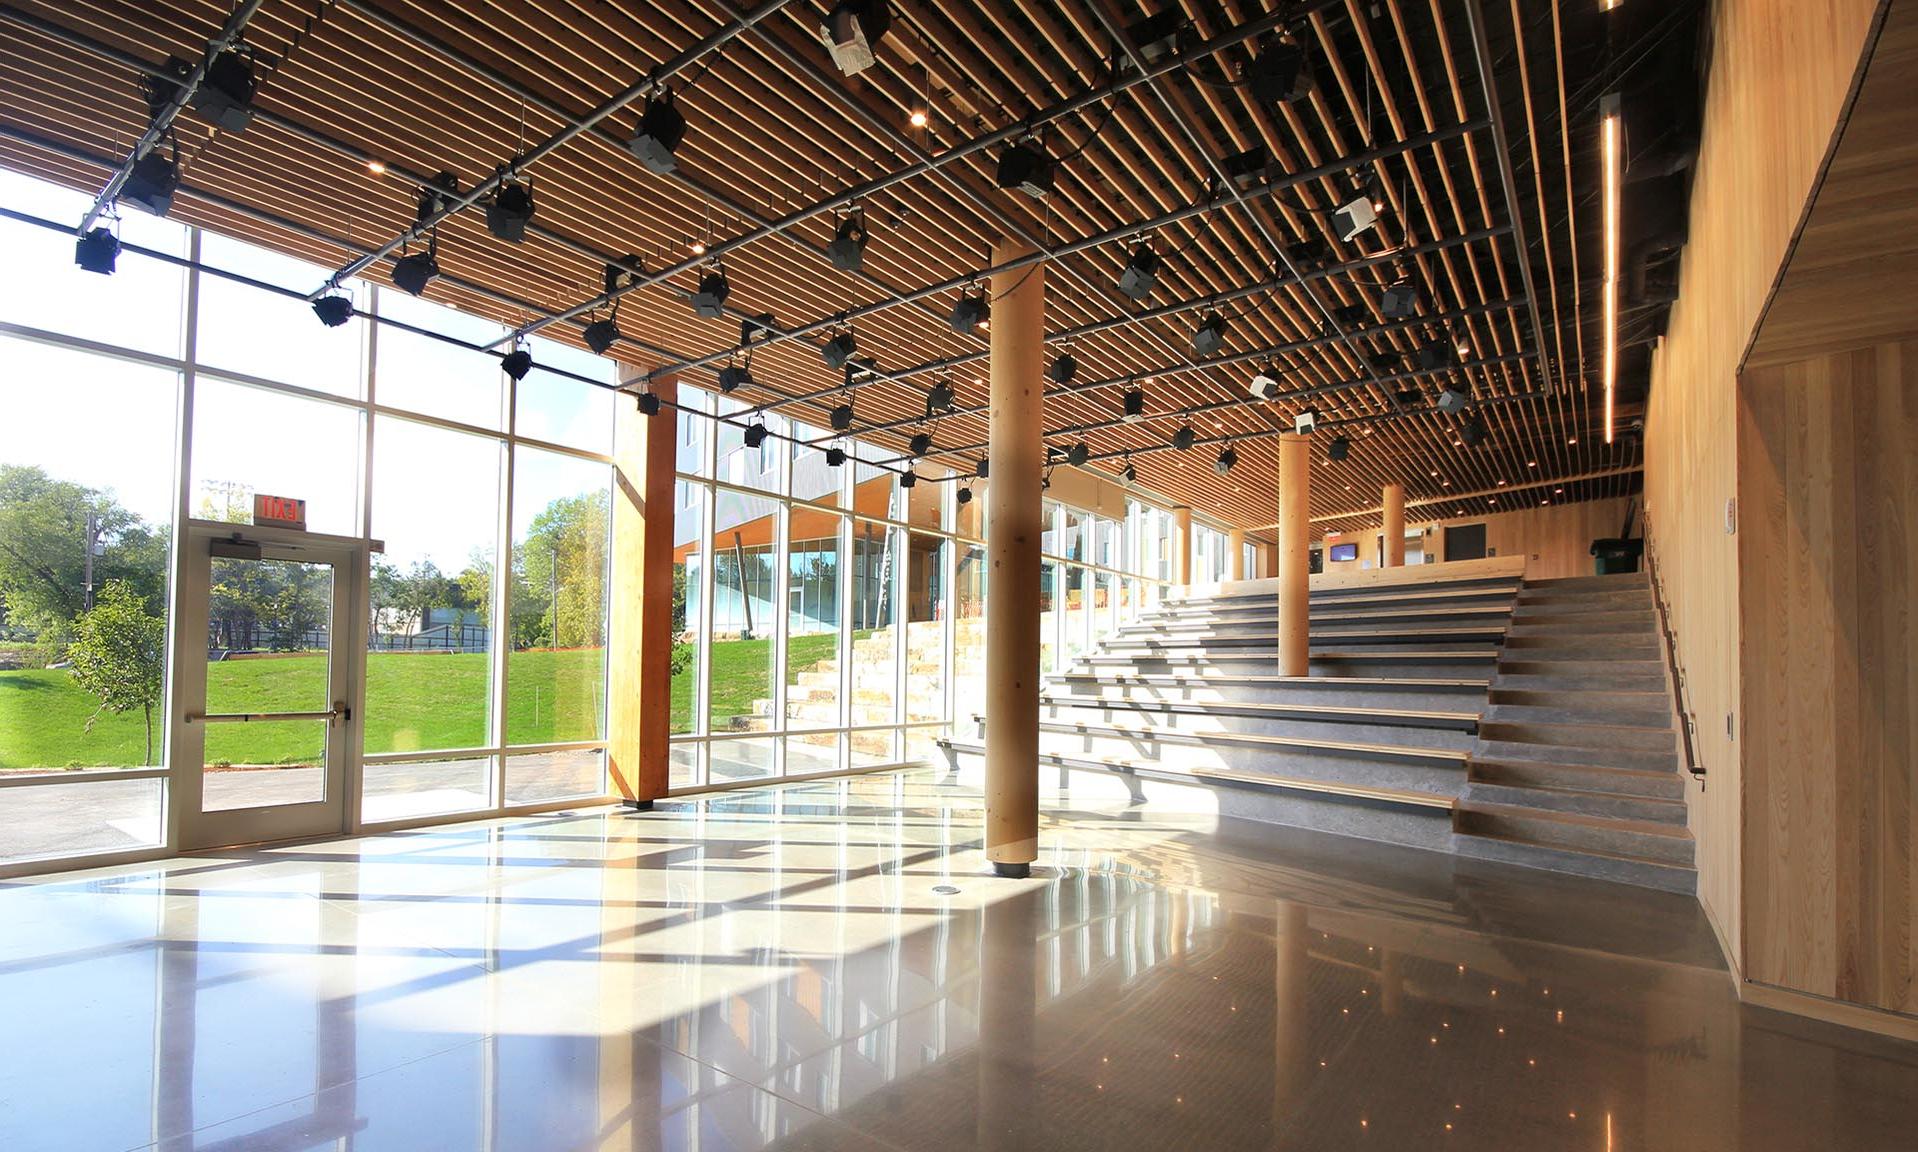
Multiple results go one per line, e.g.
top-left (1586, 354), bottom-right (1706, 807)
top-left (1640, 512), bottom-right (1706, 787)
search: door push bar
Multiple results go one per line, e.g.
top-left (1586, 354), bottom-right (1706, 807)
top-left (185, 702), bottom-right (351, 724)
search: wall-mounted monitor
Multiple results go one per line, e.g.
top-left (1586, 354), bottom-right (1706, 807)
top-left (1329, 541), bottom-right (1358, 562)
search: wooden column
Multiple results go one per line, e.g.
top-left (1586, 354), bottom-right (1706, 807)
top-left (985, 239), bottom-right (1044, 878)
top-left (1172, 506), bottom-right (1193, 585)
top-left (1382, 483), bottom-right (1406, 568)
top-left (1259, 541), bottom-right (1278, 580)
top-left (608, 370), bottom-right (678, 809)
top-left (1277, 433), bottom-right (1311, 676)
top-left (1227, 527), bottom-right (1246, 581)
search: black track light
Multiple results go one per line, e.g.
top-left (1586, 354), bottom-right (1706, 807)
top-left (1379, 282), bottom-right (1419, 319)
top-left (743, 421), bottom-right (770, 449)
top-left (1460, 416), bottom-right (1487, 447)
top-left (741, 312), bottom-right (777, 345)
top-left (1125, 11), bottom-right (1184, 64)
top-left (627, 92), bottom-right (685, 174)
top-left (485, 180), bottom-right (535, 243)
top-left (898, 469), bottom-right (917, 489)
top-left (583, 316), bottom-right (619, 355)
top-left (1419, 341), bottom-right (1457, 372)
top-left (1222, 146), bottom-right (1268, 189)
top-left (825, 445), bottom-right (848, 467)
top-left (1121, 460), bottom-right (1137, 484)
top-left (1193, 311), bottom-right (1227, 357)
top-left (415, 172), bottom-right (459, 223)
top-left (1370, 351), bottom-right (1404, 372)
top-left (829, 402), bottom-right (854, 432)
top-left (956, 485), bottom-right (973, 505)
top-left (1048, 352), bottom-right (1078, 385)
top-left (1327, 434), bottom-right (1350, 462)
top-left (390, 245), bottom-right (440, 296)
top-left (1066, 442), bottom-right (1089, 468)
top-left (501, 346), bottom-right (533, 380)
top-left (1122, 388), bottom-right (1147, 423)
top-left (1214, 446), bottom-right (1238, 475)
top-left (74, 227), bottom-right (120, 275)
top-left (636, 391), bottom-right (661, 416)
top-left (692, 268), bottom-right (730, 317)
top-left (826, 213), bottom-right (867, 271)
top-left (925, 381), bottom-right (955, 416)
top-left (909, 431), bottom-right (933, 457)
top-left (975, 458), bottom-right (989, 479)
top-left (1116, 244), bottom-right (1162, 301)
top-left (192, 45), bottom-right (258, 132)
top-left (821, 0), bottom-right (892, 76)
top-left (822, 331), bottom-right (857, 370)
top-left (121, 152), bottom-right (179, 217)
top-left (996, 141), bottom-right (1054, 198)
top-left (311, 292), bottom-right (353, 327)
top-left (950, 288), bottom-right (989, 333)
top-left (718, 362), bottom-right (751, 393)
top-left (1334, 303), bottom-right (1368, 329)
top-left (1247, 40), bottom-right (1312, 105)
top-left (1394, 387), bottom-right (1423, 407)
top-left (1171, 425), bottom-right (1197, 451)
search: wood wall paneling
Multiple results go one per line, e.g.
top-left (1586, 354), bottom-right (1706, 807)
top-left (1319, 496), bottom-right (1636, 581)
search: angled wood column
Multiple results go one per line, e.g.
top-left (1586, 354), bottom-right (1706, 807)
top-left (985, 239), bottom-right (1044, 878)
top-left (1382, 483), bottom-right (1406, 567)
top-left (1277, 433), bottom-right (1311, 677)
top-left (609, 370), bottom-right (678, 809)
top-left (1173, 506), bottom-right (1193, 585)
top-left (1227, 527), bottom-right (1245, 580)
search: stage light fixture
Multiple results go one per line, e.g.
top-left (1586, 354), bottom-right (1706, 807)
top-left (1379, 282), bottom-right (1419, 319)
top-left (909, 431), bottom-right (933, 457)
top-left (718, 362), bottom-right (751, 393)
top-left (956, 485), bottom-right (973, 505)
top-left (825, 445), bottom-right (848, 467)
top-left (996, 141), bottom-right (1054, 198)
top-left (1214, 446), bottom-right (1238, 475)
top-left (627, 92), bottom-right (686, 174)
top-left (1326, 434), bottom-right (1350, 462)
top-left (1247, 40), bottom-right (1311, 105)
top-left (1417, 341), bottom-right (1455, 372)
top-left (1171, 425), bottom-right (1197, 451)
top-left (1249, 367), bottom-right (1281, 401)
top-left (925, 382), bottom-right (955, 416)
top-left (829, 401), bottom-right (854, 431)
top-left (826, 212), bottom-right (868, 271)
top-left (1121, 460), bottom-right (1137, 484)
top-left (1436, 382), bottom-right (1472, 414)
top-left (1371, 351), bottom-right (1404, 372)
top-left (1222, 146), bottom-right (1268, 190)
top-left (1294, 408), bottom-right (1320, 434)
top-left (1122, 388), bottom-right (1147, 423)
top-left (743, 421), bottom-right (770, 449)
top-left (121, 152), bottom-right (179, 217)
top-left (1048, 352), bottom-right (1078, 385)
top-left (898, 469), bottom-right (917, 489)
top-left (390, 245), bottom-right (440, 296)
top-left (741, 312), bottom-right (777, 345)
top-left (1125, 11), bottom-right (1183, 65)
top-left (1116, 244), bottom-right (1162, 301)
top-left (1066, 442), bottom-right (1089, 468)
top-left (501, 346), bottom-right (534, 380)
top-left (583, 317), bottom-right (620, 355)
top-left (1394, 388), bottom-right (1423, 407)
top-left (415, 171), bottom-right (459, 223)
top-left (1332, 194), bottom-right (1379, 242)
top-left (1460, 416), bottom-right (1487, 447)
top-left (484, 179), bottom-right (535, 242)
top-left (1192, 311), bottom-right (1227, 357)
top-left (636, 391), bottom-right (661, 416)
top-left (822, 331), bottom-right (857, 370)
top-left (950, 288), bottom-right (989, 333)
top-left (311, 292), bottom-right (354, 327)
top-left (74, 227), bottom-right (120, 275)
top-left (975, 458), bottom-right (989, 479)
top-left (192, 45), bottom-right (258, 132)
top-left (692, 268), bottom-right (730, 317)
top-left (820, 0), bottom-right (891, 77)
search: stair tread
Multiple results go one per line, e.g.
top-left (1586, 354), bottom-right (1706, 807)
top-left (1463, 779), bottom-right (1687, 822)
top-left (1481, 704), bottom-right (1674, 730)
top-left (1041, 693), bottom-right (1479, 725)
top-left (1018, 716), bottom-right (1472, 761)
top-left (1456, 827), bottom-right (1695, 877)
top-left (1458, 798), bottom-right (1693, 839)
top-left (1057, 672), bottom-right (1487, 689)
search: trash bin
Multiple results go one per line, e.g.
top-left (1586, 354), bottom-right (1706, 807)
top-left (1590, 537), bottom-right (1644, 575)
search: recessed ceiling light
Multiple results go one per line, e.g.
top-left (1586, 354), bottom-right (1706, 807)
top-left (1567, 437), bottom-right (1578, 445)
top-left (909, 108), bottom-right (928, 128)
top-left (1527, 460), bottom-right (1537, 467)
top-left (367, 160), bottom-right (387, 176)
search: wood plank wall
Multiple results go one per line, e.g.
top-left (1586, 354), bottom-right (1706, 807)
top-left (1738, 341), bottom-right (1918, 1015)
top-left (1320, 496), bottom-right (1636, 581)
top-left (1642, 0), bottom-right (1882, 970)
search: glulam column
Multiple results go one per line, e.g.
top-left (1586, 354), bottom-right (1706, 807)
top-left (1228, 527), bottom-right (1246, 581)
top-left (609, 369), bottom-right (678, 808)
top-left (1277, 433), bottom-right (1311, 677)
top-left (1173, 506), bottom-right (1193, 586)
top-left (1382, 483), bottom-right (1406, 568)
top-left (985, 240), bottom-right (1044, 878)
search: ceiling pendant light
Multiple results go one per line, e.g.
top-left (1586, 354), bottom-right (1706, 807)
top-left (627, 91), bottom-right (686, 174)
top-left (826, 209), bottom-right (868, 271)
top-left (501, 343), bottom-right (534, 380)
top-left (390, 240), bottom-right (440, 297)
top-left (691, 266), bottom-right (731, 317)
top-left (484, 178), bottom-right (535, 243)
top-left (908, 431), bottom-right (933, 457)
top-left (743, 421), bottom-right (770, 448)
top-left (311, 291), bottom-right (354, 327)
top-left (1066, 442), bottom-right (1090, 468)
top-left (74, 227), bottom-right (120, 275)
top-left (1048, 351), bottom-right (1078, 385)
top-left (950, 286), bottom-right (990, 333)
top-left (1214, 446), bottom-right (1238, 475)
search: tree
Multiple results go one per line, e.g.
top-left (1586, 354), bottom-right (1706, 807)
top-left (515, 490), bottom-right (609, 650)
top-left (0, 465), bottom-right (167, 646)
top-left (67, 580), bottom-right (166, 766)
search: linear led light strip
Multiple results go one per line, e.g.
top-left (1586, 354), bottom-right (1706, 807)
top-left (1601, 92), bottom-right (1621, 445)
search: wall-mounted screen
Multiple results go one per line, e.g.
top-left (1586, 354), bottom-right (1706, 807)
top-left (1329, 541), bottom-right (1358, 562)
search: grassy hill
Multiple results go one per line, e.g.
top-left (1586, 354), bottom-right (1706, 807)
top-left (0, 633), bottom-right (841, 771)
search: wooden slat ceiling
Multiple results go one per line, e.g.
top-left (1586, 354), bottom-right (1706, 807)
top-left (0, 0), bottom-right (1670, 536)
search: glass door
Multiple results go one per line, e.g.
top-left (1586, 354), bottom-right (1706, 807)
top-left (171, 522), bottom-right (363, 850)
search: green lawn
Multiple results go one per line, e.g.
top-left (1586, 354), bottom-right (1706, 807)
top-left (0, 634), bottom-right (849, 771)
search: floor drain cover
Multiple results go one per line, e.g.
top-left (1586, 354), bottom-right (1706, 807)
top-left (932, 885), bottom-right (960, 895)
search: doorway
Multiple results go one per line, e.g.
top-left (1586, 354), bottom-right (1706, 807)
top-left (169, 522), bottom-right (366, 850)
top-left (1444, 522), bottom-right (1488, 562)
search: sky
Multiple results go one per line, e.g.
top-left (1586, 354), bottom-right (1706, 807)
top-left (0, 167), bottom-right (615, 574)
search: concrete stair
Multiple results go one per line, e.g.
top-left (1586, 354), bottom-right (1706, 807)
top-left (1452, 571), bottom-right (1696, 894)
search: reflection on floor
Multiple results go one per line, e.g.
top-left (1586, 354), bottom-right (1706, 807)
top-left (2, 765), bottom-right (1915, 1151)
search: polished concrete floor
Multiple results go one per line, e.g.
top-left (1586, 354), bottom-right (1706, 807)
top-left (2, 766), bottom-right (1915, 1151)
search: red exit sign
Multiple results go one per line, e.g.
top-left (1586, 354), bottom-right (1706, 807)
top-left (253, 494), bottom-right (307, 529)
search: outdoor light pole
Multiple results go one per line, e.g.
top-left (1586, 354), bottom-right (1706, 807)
top-left (82, 511), bottom-right (103, 613)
